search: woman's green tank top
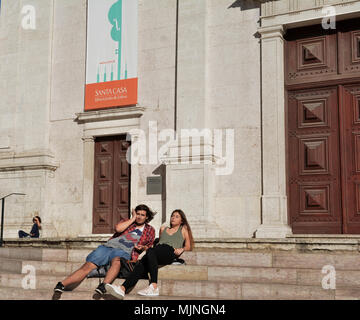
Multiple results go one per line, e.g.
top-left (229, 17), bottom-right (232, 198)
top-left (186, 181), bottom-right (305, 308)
top-left (159, 226), bottom-right (184, 248)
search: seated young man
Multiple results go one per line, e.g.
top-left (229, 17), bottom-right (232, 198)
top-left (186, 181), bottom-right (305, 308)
top-left (53, 204), bottom-right (155, 295)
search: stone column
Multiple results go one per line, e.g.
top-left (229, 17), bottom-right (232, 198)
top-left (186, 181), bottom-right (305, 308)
top-left (81, 136), bottom-right (95, 235)
top-left (176, 0), bottom-right (207, 130)
top-left (255, 25), bottom-right (292, 238)
top-left (161, 0), bottom-right (222, 238)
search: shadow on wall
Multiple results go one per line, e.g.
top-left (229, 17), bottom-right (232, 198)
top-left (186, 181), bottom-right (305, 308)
top-left (152, 164), bottom-right (166, 225)
top-left (228, 0), bottom-right (263, 39)
top-left (228, 0), bottom-right (260, 11)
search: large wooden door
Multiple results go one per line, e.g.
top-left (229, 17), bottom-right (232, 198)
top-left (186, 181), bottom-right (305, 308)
top-left (93, 136), bottom-right (130, 234)
top-left (288, 87), bottom-right (342, 233)
top-left (340, 85), bottom-right (360, 233)
top-left (285, 19), bottom-right (360, 234)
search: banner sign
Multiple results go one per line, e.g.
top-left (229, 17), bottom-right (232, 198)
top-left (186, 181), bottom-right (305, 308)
top-left (85, 0), bottom-right (138, 111)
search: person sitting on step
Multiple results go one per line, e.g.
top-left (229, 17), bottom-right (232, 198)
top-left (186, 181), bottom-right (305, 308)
top-left (18, 216), bottom-right (42, 238)
top-left (53, 204), bottom-right (155, 295)
top-left (105, 209), bottom-right (194, 299)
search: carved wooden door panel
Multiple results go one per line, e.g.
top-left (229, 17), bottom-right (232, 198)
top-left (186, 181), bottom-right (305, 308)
top-left (113, 138), bottom-right (131, 228)
top-left (288, 87), bottom-right (343, 233)
top-left (338, 19), bottom-right (360, 77)
top-left (93, 136), bottom-right (130, 234)
top-left (340, 85), bottom-right (360, 233)
top-left (285, 25), bottom-right (337, 86)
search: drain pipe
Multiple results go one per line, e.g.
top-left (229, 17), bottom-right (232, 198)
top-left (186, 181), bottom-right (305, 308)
top-left (174, 0), bottom-right (179, 138)
top-left (259, 2), bottom-right (264, 228)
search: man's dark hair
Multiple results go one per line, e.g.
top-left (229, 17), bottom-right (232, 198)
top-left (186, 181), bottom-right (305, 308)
top-left (135, 204), bottom-right (155, 223)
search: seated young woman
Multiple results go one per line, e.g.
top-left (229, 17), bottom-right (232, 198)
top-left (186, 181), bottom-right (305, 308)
top-left (105, 209), bottom-right (194, 299)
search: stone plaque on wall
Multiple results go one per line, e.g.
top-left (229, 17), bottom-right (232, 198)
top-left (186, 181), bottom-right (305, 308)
top-left (146, 176), bottom-right (162, 195)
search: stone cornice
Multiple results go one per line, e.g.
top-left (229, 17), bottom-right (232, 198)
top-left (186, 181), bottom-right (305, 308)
top-left (0, 151), bottom-right (59, 172)
top-left (260, 0), bottom-right (360, 29)
top-left (75, 106), bottom-right (145, 124)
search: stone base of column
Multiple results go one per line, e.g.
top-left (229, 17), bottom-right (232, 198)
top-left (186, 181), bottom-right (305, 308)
top-left (255, 224), bottom-right (292, 238)
top-left (164, 163), bottom-right (217, 238)
top-left (255, 194), bottom-right (292, 238)
top-left (189, 221), bottom-right (225, 239)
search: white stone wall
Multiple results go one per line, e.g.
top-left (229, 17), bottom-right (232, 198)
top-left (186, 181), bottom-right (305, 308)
top-left (0, 0), bottom-right (262, 239)
top-left (207, 0), bottom-right (261, 237)
top-left (134, 0), bottom-right (178, 237)
top-left (161, 0), bottom-right (262, 238)
top-left (0, 0), bottom-right (58, 237)
top-left (48, 0), bottom-right (88, 237)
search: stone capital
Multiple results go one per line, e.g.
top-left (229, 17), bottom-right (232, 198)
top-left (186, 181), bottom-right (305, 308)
top-left (258, 25), bottom-right (285, 39)
top-left (81, 136), bottom-right (95, 143)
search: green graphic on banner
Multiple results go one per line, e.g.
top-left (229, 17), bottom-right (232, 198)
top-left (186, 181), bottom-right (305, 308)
top-left (85, 0), bottom-right (137, 110)
top-left (109, 0), bottom-right (123, 81)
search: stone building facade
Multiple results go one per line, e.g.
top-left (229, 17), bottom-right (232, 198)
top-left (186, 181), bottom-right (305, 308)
top-left (0, 0), bottom-right (360, 240)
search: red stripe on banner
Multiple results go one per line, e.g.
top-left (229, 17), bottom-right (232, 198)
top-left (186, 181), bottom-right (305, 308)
top-left (85, 78), bottom-right (138, 111)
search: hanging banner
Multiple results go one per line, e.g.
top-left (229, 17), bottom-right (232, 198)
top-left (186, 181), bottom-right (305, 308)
top-left (85, 0), bottom-right (138, 111)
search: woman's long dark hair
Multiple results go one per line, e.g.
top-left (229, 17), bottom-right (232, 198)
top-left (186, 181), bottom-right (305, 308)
top-left (33, 216), bottom-right (42, 230)
top-left (170, 209), bottom-right (194, 250)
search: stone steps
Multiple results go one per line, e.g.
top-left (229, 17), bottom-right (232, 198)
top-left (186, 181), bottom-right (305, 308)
top-left (0, 272), bottom-right (230, 300)
top-left (0, 286), bottom-right (209, 301)
top-left (2, 246), bottom-right (360, 269)
top-left (1, 271), bottom-right (353, 300)
top-left (2, 257), bottom-right (360, 288)
top-left (1, 244), bottom-right (360, 299)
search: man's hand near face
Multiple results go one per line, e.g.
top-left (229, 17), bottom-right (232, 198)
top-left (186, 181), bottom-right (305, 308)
top-left (114, 209), bottom-right (147, 233)
top-left (130, 209), bottom-right (136, 223)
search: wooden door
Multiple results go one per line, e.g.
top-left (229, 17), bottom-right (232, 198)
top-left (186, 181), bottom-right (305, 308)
top-left (340, 85), bottom-right (360, 233)
top-left (285, 19), bottom-right (360, 234)
top-left (288, 87), bottom-right (343, 233)
top-left (93, 136), bottom-right (130, 234)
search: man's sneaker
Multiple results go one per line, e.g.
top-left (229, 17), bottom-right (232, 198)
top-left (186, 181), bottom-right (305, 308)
top-left (137, 284), bottom-right (159, 296)
top-left (54, 282), bottom-right (65, 293)
top-left (95, 282), bottom-right (106, 295)
top-left (105, 283), bottom-right (125, 300)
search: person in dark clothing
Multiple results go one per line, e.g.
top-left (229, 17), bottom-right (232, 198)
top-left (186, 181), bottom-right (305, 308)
top-left (18, 216), bottom-right (42, 238)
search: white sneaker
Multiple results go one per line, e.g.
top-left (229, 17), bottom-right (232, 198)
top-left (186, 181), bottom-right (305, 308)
top-left (137, 284), bottom-right (159, 296)
top-left (105, 283), bottom-right (125, 300)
